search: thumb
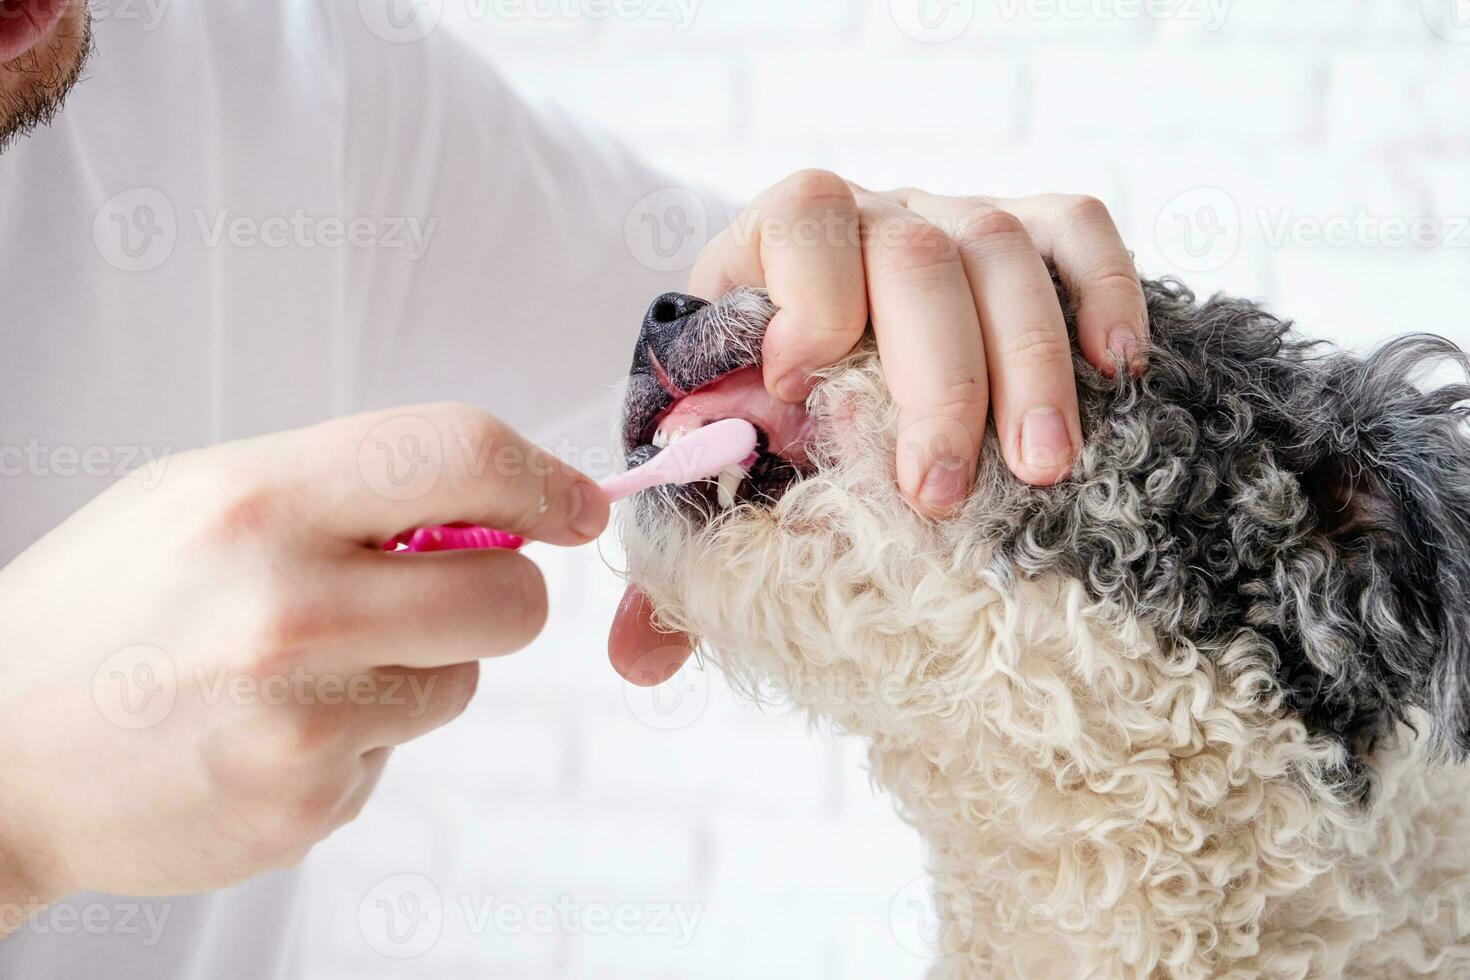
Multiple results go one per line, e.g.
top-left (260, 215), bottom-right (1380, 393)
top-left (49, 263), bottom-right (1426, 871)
top-left (305, 402), bottom-right (610, 547)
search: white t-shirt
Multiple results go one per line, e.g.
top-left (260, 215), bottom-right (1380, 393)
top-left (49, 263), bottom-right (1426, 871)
top-left (0, 3), bottom-right (710, 976)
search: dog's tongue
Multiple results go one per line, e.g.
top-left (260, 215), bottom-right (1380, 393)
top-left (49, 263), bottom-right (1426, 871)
top-left (608, 585), bottom-right (693, 687)
top-left (659, 366), bottom-right (813, 464)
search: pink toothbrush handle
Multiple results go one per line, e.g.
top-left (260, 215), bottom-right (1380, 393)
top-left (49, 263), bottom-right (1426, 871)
top-left (385, 472), bottom-right (671, 553)
top-left (596, 469), bottom-right (657, 503)
top-left (384, 474), bottom-right (631, 554)
top-left (384, 523), bottom-right (525, 553)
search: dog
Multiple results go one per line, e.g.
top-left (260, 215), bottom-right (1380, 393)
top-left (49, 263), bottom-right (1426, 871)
top-left (615, 281), bottom-right (1470, 977)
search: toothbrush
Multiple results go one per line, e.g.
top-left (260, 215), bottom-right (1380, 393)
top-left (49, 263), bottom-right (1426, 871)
top-left (385, 418), bottom-right (759, 554)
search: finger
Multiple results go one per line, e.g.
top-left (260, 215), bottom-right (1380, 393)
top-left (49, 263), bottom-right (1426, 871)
top-left (995, 194), bottom-right (1148, 376)
top-left (292, 402), bottom-right (609, 548)
top-left (902, 192), bottom-right (1081, 486)
top-left (239, 661), bottom-right (470, 788)
top-left (350, 662), bottom-right (481, 749)
top-left (688, 223), bottom-right (761, 298)
top-left (284, 665), bottom-right (478, 760)
top-left (690, 169), bottom-right (868, 404)
top-left (860, 187), bottom-right (993, 210)
top-left (318, 549), bottom-right (549, 669)
top-left (859, 202), bottom-right (988, 516)
top-left (608, 585), bottom-right (693, 687)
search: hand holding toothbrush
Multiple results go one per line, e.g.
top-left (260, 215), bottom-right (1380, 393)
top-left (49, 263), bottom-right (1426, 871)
top-left (0, 402), bottom-right (606, 921)
top-left (386, 419), bottom-right (759, 554)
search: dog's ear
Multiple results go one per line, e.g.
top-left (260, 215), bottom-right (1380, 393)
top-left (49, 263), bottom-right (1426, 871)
top-left (1299, 335), bottom-right (1470, 760)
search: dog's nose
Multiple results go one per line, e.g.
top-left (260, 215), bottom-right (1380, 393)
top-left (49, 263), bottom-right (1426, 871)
top-left (646, 292), bottom-right (708, 328)
top-left (629, 292), bottom-right (712, 381)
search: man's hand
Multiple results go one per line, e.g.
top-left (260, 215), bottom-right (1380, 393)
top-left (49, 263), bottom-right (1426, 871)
top-left (0, 404), bottom-right (606, 924)
top-left (692, 172), bottom-right (1148, 515)
top-left (609, 178), bottom-right (1146, 687)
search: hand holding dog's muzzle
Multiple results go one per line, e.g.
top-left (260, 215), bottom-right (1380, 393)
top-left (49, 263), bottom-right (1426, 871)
top-left (611, 177), bottom-right (1152, 687)
top-left (689, 172), bottom-right (1149, 516)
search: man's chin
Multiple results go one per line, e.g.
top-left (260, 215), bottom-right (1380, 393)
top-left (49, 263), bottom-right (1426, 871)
top-left (0, 1), bottom-right (93, 154)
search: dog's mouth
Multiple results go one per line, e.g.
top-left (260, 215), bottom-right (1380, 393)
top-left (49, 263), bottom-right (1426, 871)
top-left (620, 291), bottom-right (815, 517)
top-left (625, 365), bottom-right (814, 514)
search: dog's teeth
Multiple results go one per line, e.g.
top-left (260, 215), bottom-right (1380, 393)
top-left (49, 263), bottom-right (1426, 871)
top-left (651, 429), bottom-right (669, 448)
top-left (716, 468), bottom-right (742, 508)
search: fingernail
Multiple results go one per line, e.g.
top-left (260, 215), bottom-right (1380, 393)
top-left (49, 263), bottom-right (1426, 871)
top-left (773, 370), bottom-right (812, 404)
top-left (569, 480), bottom-right (606, 541)
top-left (1021, 409), bottom-right (1074, 475)
top-left (918, 455), bottom-right (973, 514)
top-left (1108, 327), bottom-right (1141, 375)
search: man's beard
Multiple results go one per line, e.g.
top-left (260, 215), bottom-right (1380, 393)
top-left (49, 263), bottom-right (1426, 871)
top-left (0, 4), bottom-right (93, 155)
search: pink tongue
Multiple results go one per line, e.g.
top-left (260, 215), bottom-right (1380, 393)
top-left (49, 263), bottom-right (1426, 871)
top-left (608, 585), bottom-right (694, 687)
top-left (660, 367), bottom-right (813, 465)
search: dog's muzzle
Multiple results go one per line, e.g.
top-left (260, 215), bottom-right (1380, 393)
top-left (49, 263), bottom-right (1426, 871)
top-left (620, 291), bottom-right (814, 514)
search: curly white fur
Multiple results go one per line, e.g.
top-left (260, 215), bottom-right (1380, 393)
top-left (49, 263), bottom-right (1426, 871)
top-left (621, 343), bottom-right (1470, 978)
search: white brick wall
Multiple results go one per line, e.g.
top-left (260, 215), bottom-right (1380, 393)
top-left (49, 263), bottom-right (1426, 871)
top-left (304, 3), bottom-right (1470, 977)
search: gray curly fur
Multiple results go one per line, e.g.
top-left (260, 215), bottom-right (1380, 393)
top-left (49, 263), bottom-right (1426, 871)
top-left (975, 277), bottom-right (1470, 779)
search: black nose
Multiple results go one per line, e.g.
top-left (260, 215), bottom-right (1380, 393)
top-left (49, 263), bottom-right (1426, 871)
top-left (633, 292), bottom-right (710, 376)
top-left (646, 292), bottom-right (708, 327)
